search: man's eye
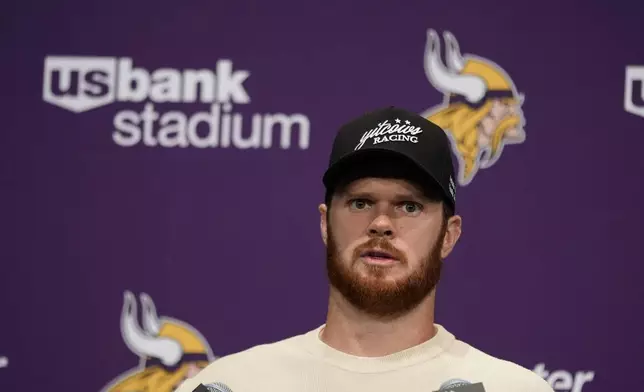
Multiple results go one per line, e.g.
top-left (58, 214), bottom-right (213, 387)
top-left (401, 202), bottom-right (422, 215)
top-left (349, 199), bottom-right (370, 210)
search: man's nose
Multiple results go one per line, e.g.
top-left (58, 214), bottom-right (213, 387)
top-left (367, 214), bottom-right (395, 238)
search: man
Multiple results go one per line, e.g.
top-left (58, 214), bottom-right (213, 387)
top-left (177, 107), bottom-right (554, 392)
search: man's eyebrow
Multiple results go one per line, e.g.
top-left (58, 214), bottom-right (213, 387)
top-left (342, 190), bottom-right (428, 202)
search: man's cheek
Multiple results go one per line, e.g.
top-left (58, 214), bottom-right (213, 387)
top-left (400, 243), bottom-right (423, 263)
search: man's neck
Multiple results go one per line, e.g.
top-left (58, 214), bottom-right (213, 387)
top-left (319, 290), bottom-right (437, 357)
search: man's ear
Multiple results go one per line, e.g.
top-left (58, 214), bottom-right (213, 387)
top-left (319, 203), bottom-right (328, 246)
top-left (440, 214), bottom-right (462, 259)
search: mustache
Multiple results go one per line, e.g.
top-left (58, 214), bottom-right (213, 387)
top-left (352, 237), bottom-right (407, 263)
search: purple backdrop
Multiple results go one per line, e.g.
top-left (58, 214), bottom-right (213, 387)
top-left (3, 1), bottom-right (644, 391)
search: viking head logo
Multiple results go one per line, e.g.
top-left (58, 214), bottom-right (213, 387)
top-left (422, 29), bottom-right (526, 186)
top-left (100, 291), bottom-right (215, 392)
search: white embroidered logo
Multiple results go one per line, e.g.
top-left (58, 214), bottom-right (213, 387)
top-left (354, 118), bottom-right (423, 150)
top-left (448, 176), bottom-right (456, 200)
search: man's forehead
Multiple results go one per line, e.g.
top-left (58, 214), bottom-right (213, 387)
top-left (341, 177), bottom-right (425, 196)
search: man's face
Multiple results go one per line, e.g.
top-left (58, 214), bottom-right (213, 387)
top-left (321, 177), bottom-right (461, 318)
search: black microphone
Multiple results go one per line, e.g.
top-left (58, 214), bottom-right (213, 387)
top-left (433, 381), bottom-right (486, 392)
top-left (192, 383), bottom-right (234, 392)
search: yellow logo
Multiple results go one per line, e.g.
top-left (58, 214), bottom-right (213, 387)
top-left (421, 29), bottom-right (526, 186)
top-left (100, 291), bottom-right (216, 392)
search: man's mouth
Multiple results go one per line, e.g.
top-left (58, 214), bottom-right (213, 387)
top-left (360, 249), bottom-right (398, 264)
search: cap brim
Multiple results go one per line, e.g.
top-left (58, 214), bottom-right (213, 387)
top-left (322, 148), bottom-right (451, 206)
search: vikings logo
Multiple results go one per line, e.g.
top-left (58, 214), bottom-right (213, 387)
top-left (100, 291), bottom-right (216, 392)
top-left (422, 29), bottom-right (526, 186)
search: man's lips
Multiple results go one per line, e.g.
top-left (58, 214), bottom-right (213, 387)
top-left (360, 249), bottom-right (398, 264)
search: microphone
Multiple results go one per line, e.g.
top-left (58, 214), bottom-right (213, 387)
top-left (433, 380), bottom-right (486, 392)
top-left (192, 382), bottom-right (234, 392)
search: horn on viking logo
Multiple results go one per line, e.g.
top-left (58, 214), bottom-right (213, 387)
top-left (421, 29), bottom-right (526, 186)
top-left (101, 291), bottom-right (215, 392)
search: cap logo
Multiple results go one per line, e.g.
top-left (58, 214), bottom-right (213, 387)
top-left (448, 176), bottom-right (456, 200)
top-left (354, 118), bottom-right (423, 150)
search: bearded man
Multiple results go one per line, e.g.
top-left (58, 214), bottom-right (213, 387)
top-left (177, 107), bottom-right (554, 392)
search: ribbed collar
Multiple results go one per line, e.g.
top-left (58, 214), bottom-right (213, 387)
top-left (299, 323), bottom-right (455, 373)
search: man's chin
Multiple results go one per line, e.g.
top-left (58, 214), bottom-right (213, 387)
top-left (332, 278), bottom-right (425, 319)
top-left (346, 266), bottom-right (412, 292)
top-left (353, 282), bottom-right (404, 298)
top-left (355, 260), bottom-right (407, 277)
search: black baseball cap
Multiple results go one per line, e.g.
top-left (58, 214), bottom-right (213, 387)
top-left (322, 106), bottom-right (457, 210)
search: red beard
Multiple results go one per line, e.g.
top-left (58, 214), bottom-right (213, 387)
top-left (325, 222), bottom-right (445, 319)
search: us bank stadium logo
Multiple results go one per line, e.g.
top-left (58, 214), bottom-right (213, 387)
top-left (42, 56), bottom-right (311, 149)
top-left (99, 291), bottom-right (216, 392)
top-left (421, 29), bottom-right (526, 186)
